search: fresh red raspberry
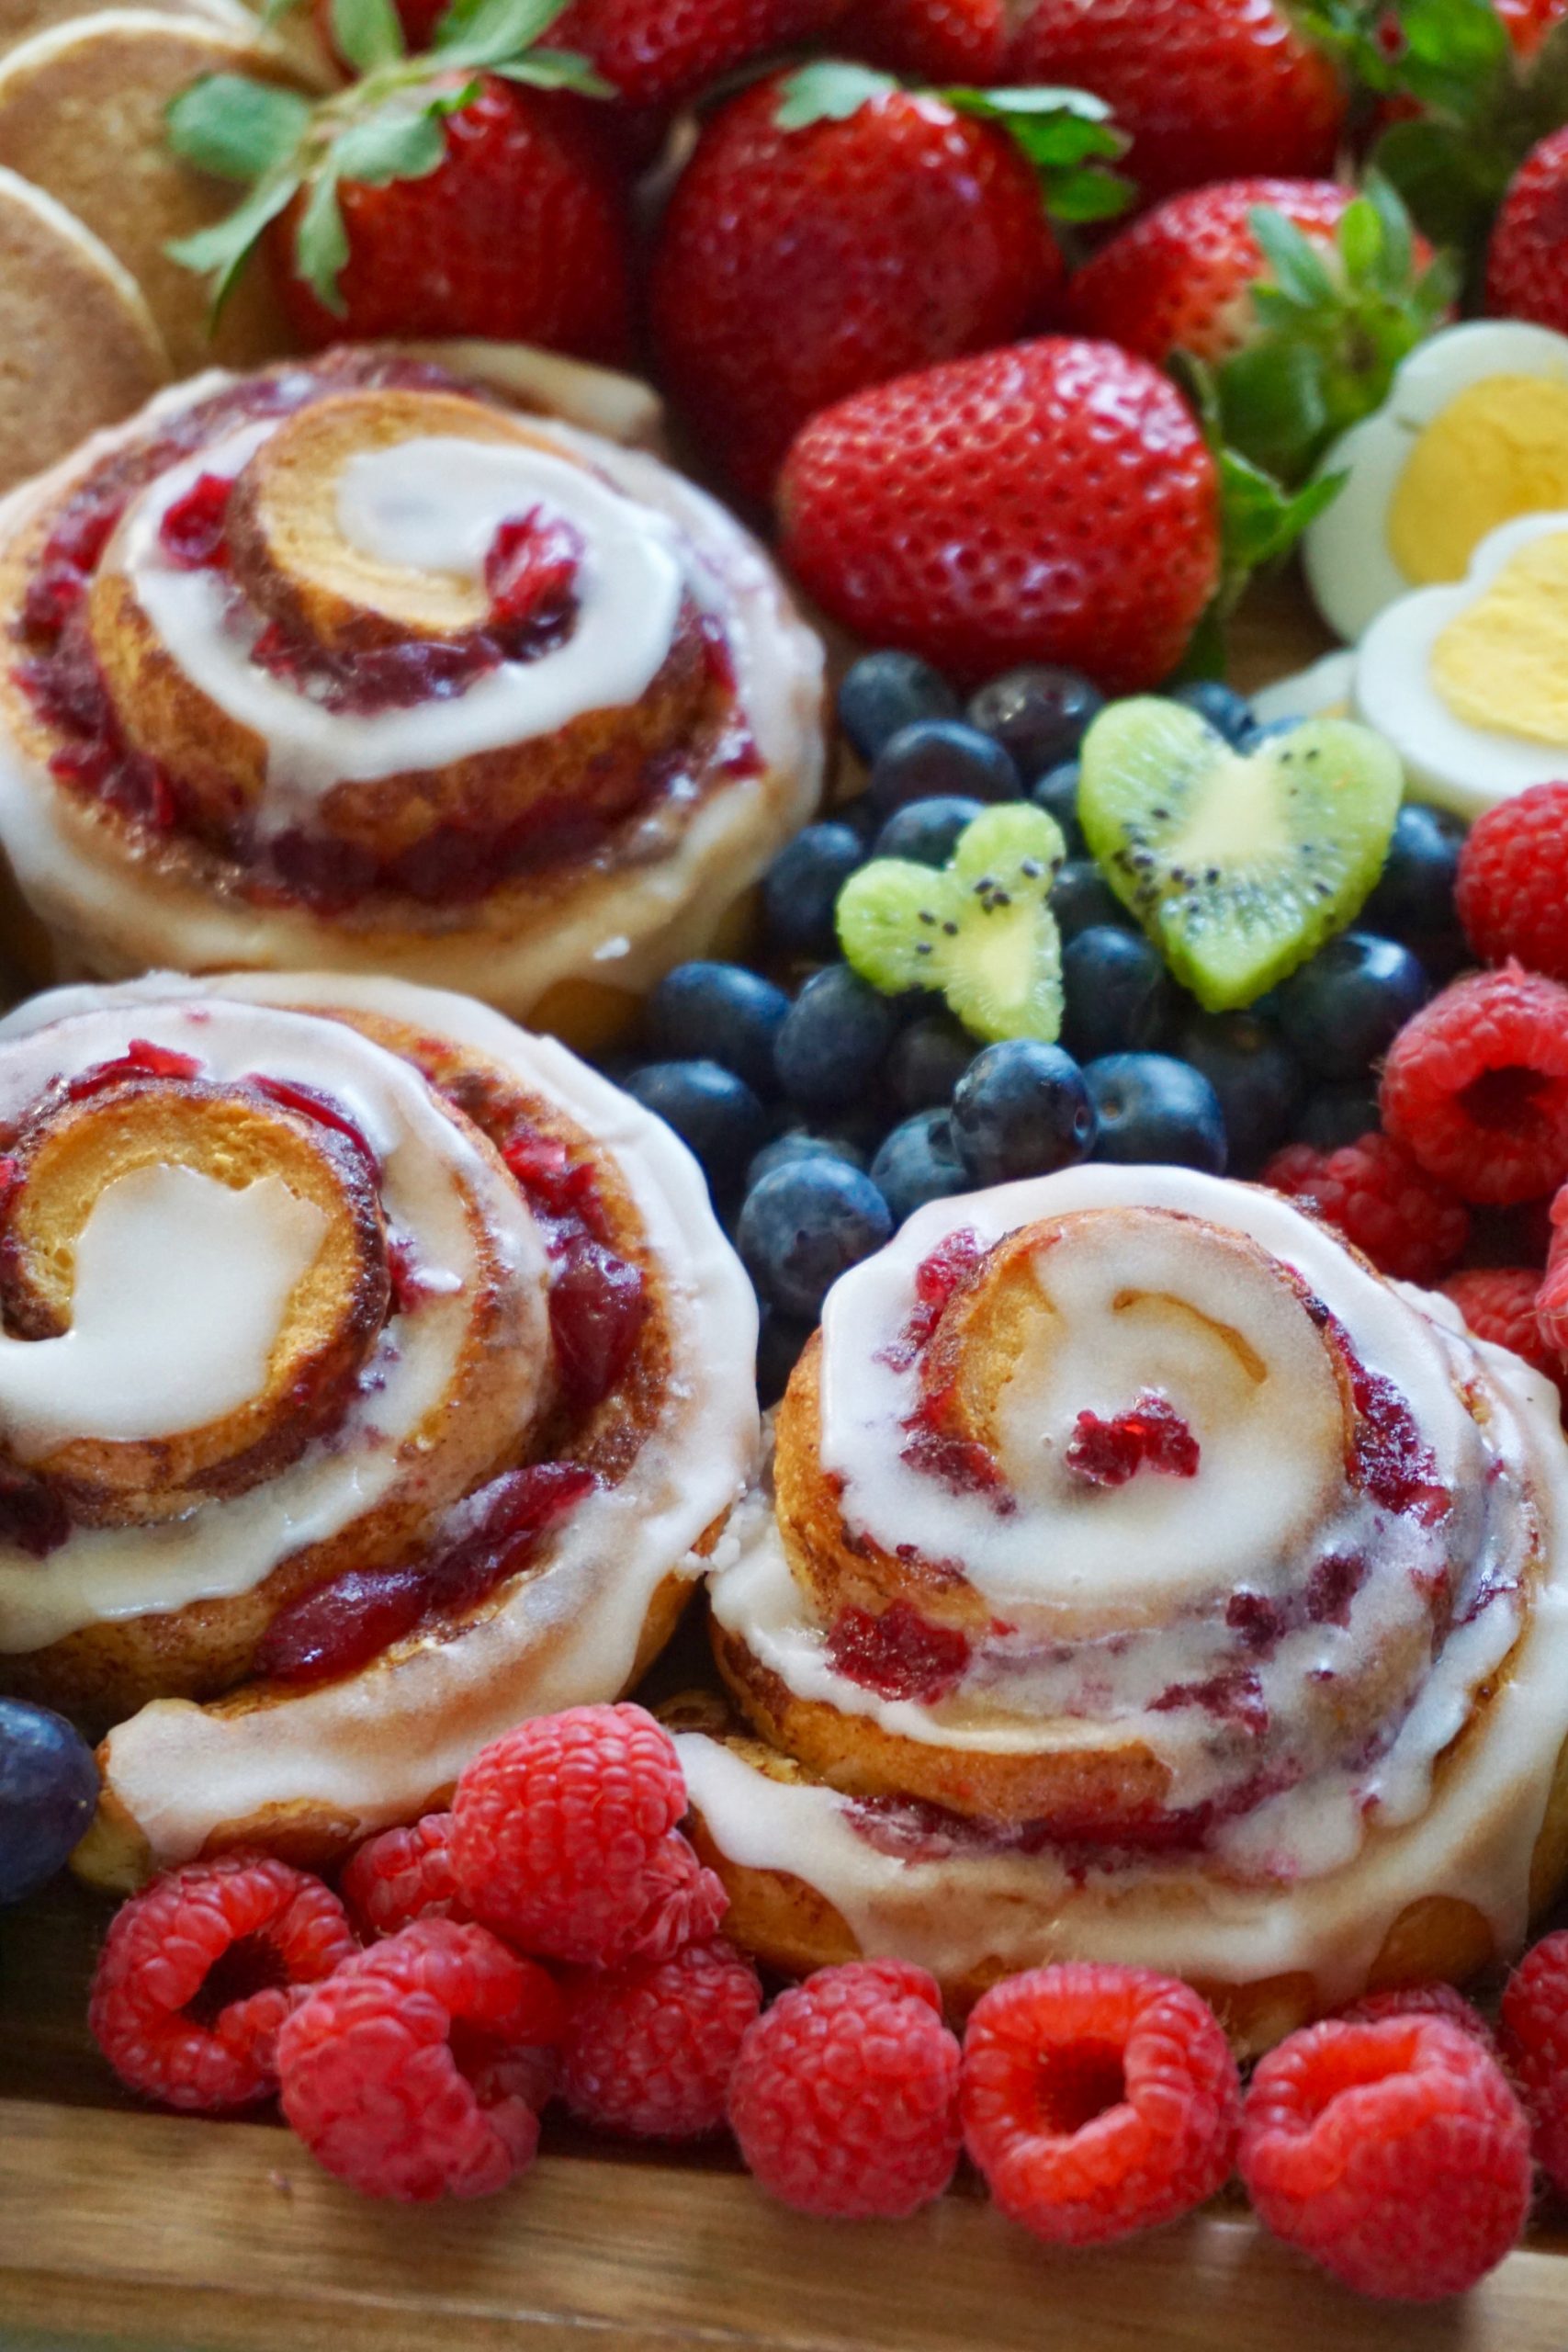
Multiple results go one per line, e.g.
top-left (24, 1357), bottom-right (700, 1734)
top-left (1239, 2015), bottom-right (1531, 2300)
top-left (728, 1961), bottom-right (962, 2217)
top-left (1442, 1268), bottom-right (1568, 1411)
top-left (1536, 1182), bottom-right (1568, 1358)
top-left (1457, 780), bottom-right (1568, 979)
top-left (277, 1917), bottom-right (564, 2201)
top-left (449, 1704), bottom-right (726, 1966)
top-left (1380, 965), bottom-right (1568, 1205)
top-left (340, 1813), bottom-right (464, 1940)
top-left (89, 1851), bottom-right (356, 2111)
top-left (1337, 1980), bottom-right (1500, 2056)
top-left (559, 1938), bottom-right (762, 2139)
top-left (961, 1963), bottom-right (1240, 2246)
top-left (1262, 1132), bottom-right (1471, 1284)
top-left (1501, 1928), bottom-right (1568, 2195)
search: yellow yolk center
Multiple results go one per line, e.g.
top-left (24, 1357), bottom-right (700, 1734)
top-left (1430, 529), bottom-right (1568, 743)
top-left (1388, 376), bottom-right (1568, 585)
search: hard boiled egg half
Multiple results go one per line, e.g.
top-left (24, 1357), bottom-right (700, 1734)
top-left (1303, 319), bottom-right (1568, 642)
top-left (1353, 508), bottom-right (1568, 818)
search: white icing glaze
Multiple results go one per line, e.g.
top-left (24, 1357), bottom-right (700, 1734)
top-left (0, 989), bottom-right (549, 1649)
top-left (0, 1165), bottom-right (326, 1453)
top-left (694, 1169), bottom-right (1568, 1997)
top-left (0, 366), bottom-right (825, 1018)
top-left (2, 970), bottom-right (760, 1868)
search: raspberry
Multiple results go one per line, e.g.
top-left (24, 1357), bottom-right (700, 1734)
top-left (89, 1851), bottom-right (356, 2111)
top-left (1442, 1268), bottom-right (1568, 1410)
top-left (340, 1813), bottom-right (464, 1940)
top-left (728, 1961), bottom-right (962, 2218)
top-left (1501, 1928), bottom-right (1568, 2194)
top-left (1262, 1132), bottom-right (1471, 1284)
top-left (1457, 779), bottom-right (1568, 980)
top-left (1536, 1182), bottom-right (1568, 1358)
top-left (1338, 1981), bottom-right (1500, 2055)
top-left (277, 1917), bottom-right (564, 2201)
top-left (559, 1938), bottom-right (762, 2139)
top-left (960, 1963), bottom-right (1241, 2246)
top-left (449, 1704), bottom-right (726, 1966)
top-left (1380, 965), bottom-right (1568, 1205)
top-left (1239, 2015), bottom-right (1531, 2300)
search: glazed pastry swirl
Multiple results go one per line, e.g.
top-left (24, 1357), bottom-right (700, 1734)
top-left (0, 970), bottom-right (758, 1881)
top-left (0, 345), bottom-right (823, 1033)
top-left (684, 1167), bottom-right (1568, 2045)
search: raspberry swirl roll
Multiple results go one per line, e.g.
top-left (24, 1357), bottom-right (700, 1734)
top-left (678, 1167), bottom-right (1568, 2050)
top-left (0, 343), bottom-right (823, 1043)
top-left (0, 969), bottom-right (756, 1885)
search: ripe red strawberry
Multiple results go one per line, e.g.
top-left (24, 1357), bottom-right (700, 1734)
top-left (840, 0), bottom-right (1005, 82)
top-left (652, 68), bottom-right (1080, 501)
top-left (549, 0), bottom-right (852, 107)
top-left (1487, 123), bottom-right (1568, 330)
top-left (776, 337), bottom-right (1220, 690)
top-left (166, 17), bottom-right (633, 361)
top-left (1004, 0), bottom-right (1346, 201)
top-left (1498, 0), bottom-right (1568, 54)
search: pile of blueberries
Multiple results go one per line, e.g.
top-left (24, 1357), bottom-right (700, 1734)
top-left (616, 650), bottom-right (1466, 1400)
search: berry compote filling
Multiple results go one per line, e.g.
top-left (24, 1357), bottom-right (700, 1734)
top-left (826, 1600), bottom-right (972, 1703)
top-left (0, 1463), bottom-right (71, 1559)
top-left (246, 1075), bottom-right (378, 1173)
top-left (62, 1038), bottom-right (201, 1102)
top-left (159, 473), bottom-right (233, 570)
top-left (484, 506), bottom-right (583, 630)
top-left (500, 1118), bottom-right (649, 1418)
top-left (1066, 1392), bottom-right (1200, 1487)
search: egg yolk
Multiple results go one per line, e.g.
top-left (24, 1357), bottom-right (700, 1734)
top-left (1430, 529), bottom-right (1568, 743)
top-left (1388, 376), bottom-right (1568, 585)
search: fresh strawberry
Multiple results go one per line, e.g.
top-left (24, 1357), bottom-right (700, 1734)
top-left (1003, 0), bottom-right (1346, 202)
top-left (840, 0), bottom-right (1005, 81)
top-left (1068, 173), bottom-right (1451, 480)
top-left (1487, 122), bottom-right (1568, 326)
top-left (651, 67), bottom-right (1126, 502)
top-left (775, 338), bottom-right (1221, 691)
top-left (166, 0), bottom-right (633, 359)
top-left (548, 0), bottom-right (852, 106)
top-left (1499, 0), bottom-right (1568, 51)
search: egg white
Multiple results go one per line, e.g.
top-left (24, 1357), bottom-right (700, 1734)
top-left (1303, 319), bottom-right (1568, 644)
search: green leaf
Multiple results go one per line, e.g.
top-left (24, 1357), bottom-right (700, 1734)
top-left (165, 73), bottom-right (310, 182)
top-left (1042, 163), bottom-right (1134, 220)
top-left (773, 60), bottom-right (898, 126)
top-left (943, 83), bottom-right (1125, 161)
top-left (330, 0), bottom-right (406, 72)
top-left (165, 167), bottom-right (299, 320)
top-left (1394, 0), bottom-right (1509, 110)
top-left (1370, 112), bottom-right (1499, 248)
top-left (1216, 338), bottom-right (1331, 478)
top-left (433, 0), bottom-right (568, 63)
top-left (333, 102), bottom-right (448, 184)
top-left (1335, 193), bottom-right (1383, 285)
top-left (1363, 167), bottom-right (1413, 289)
top-left (293, 164), bottom-right (349, 311)
top-left (1248, 206), bottom-right (1338, 308)
top-left (494, 46), bottom-right (612, 91)
top-left (1220, 448), bottom-right (1345, 576)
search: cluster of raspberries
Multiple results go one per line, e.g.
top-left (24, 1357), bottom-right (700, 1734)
top-left (1261, 780), bottom-right (1568, 1413)
top-left (85, 1698), bottom-right (1568, 2302)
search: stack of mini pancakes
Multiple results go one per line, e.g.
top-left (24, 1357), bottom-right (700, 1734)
top-left (0, 0), bottom-right (329, 494)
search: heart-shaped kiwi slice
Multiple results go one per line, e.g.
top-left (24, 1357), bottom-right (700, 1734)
top-left (1077, 701), bottom-right (1404, 1012)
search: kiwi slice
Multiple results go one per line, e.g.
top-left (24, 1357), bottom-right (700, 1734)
top-left (837, 803), bottom-right (1067, 1044)
top-left (1077, 701), bottom-right (1404, 1013)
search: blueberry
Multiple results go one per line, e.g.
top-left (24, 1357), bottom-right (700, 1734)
top-left (1298, 1081), bottom-right (1382, 1153)
top-left (757, 1307), bottom-right (816, 1407)
top-left (866, 719), bottom-right (1021, 818)
top-left (966, 665), bottom-right (1104, 780)
top-left (623, 1059), bottom-right (769, 1193)
top-left (1086, 1052), bottom-right (1227, 1172)
top-left (1172, 679), bottom-right (1254, 745)
top-left (888, 1012), bottom-right (975, 1112)
top-left (838, 650), bottom-right (959, 763)
top-left (1178, 1011), bottom-right (1303, 1170)
top-left (1274, 931), bottom-right (1430, 1081)
top-left (1031, 760), bottom-right (1088, 855)
top-left (645, 961), bottom-right (789, 1096)
top-left (1052, 858), bottom-right (1127, 941)
top-left (747, 1129), bottom-right (867, 1191)
top-left (869, 1109), bottom-right (969, 1225)
top-left (0, 1699), bottom-right (98, 1903)
top-left (873, 795), bottom-right (986, 867)
top-left (773, 964), bottom-right (899, 1112)
top-left (738, 1159), bottom-right (893, 1319)
top-left (1363, 803), bottom-right (1466, 942)
top-left (1062, 927), bottom-right (1172, 1061)
top-left (762, 822), bottom-right (864, 958)
top-left (952, 1040), bottom-right (1098, 1185)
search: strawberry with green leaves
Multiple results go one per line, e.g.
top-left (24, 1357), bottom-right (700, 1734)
top-left (1067, 174), bottom-right (1454, 482)
top-left (166, 0), bottom-right (633, 357)
top-left (650, 62), bottom-right (1130, 502)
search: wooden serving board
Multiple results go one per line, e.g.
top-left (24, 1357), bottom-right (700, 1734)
top-left (1, 574), bottom-right (1559, 2352)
